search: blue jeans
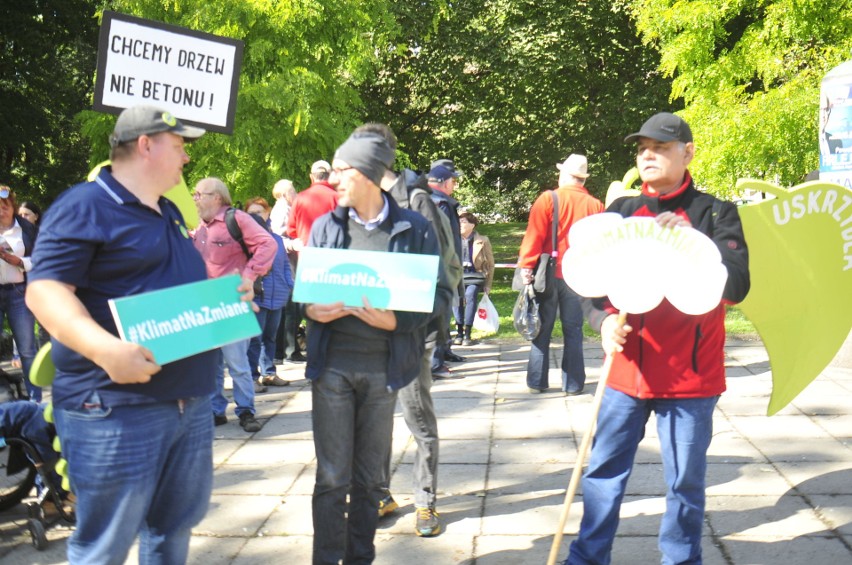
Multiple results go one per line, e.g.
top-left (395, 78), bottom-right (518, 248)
top-left (248, 307), bottom-right (283, 378)
top-left (212, 339), bottom-right (255, 417)
top-left (526, 278), bottom-right (585, 392)
top-left (0, 283), bottom-right (38, 401)
top-left (567, 389), bottom-right (718, 565)
top-left (312, 365), bottom-right (397, 565)
top-left (452, 283), bottom-right (481, 326)
top-left (383, 345), bottom-right (439, 508)
top-left (55, 393), bottom-right (213, 565)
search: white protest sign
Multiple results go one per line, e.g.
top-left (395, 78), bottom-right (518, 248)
top-left (562, 214), bottom-right (727, 315)
top-left (93, 11), bottom-right (243, 133)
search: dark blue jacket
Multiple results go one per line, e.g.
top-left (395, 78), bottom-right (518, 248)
top-left (254, 233), bottom-right (293, 310)
top-left (304, 195), bottom-right (442, 391)
top-left (16, 215), bottom-right (37, 256)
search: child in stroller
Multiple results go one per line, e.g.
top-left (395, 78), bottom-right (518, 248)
top-left (1, 387), bottom-right (74, 549)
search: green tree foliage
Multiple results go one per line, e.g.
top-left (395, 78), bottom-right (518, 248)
top-left (628, 0), bottom-right (852, 195)
top-left (79, 0), bottom-right (397, 202)
top-left (359, 0), bottom-right (672, 220)
top-left (0, 1), bottom-right (99, 204)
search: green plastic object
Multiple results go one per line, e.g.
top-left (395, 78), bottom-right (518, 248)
top-left (30, 342), bottom-right (55, 388)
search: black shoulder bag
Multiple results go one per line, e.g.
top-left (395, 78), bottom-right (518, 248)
top-left (512, 190), bottom-right (559, 294)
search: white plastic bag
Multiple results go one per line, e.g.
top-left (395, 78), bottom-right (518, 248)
top-left (472, 293), bottom-right (500, 335)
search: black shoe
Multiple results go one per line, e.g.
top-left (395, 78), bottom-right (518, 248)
top-left (444, 351), bottom-right (466, 363)
top-left (286, 352), bottom-right (307, 363)
top-left (239, 413), bottom-right (262, 432)
top-left (213, 413), bottom-right (228, 426)
top-left (564, 387), bottom-right (584, 396)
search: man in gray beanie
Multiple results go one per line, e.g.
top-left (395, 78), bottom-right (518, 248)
top-left (303, 131), bottom-right (444, 564)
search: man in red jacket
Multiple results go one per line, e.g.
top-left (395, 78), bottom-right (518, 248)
top-left (518, 154), bottom-right (604, 395)
top-left (565, 113), bottom-right (750, 565)
top-left (277, 160), bottom-right (340, 363)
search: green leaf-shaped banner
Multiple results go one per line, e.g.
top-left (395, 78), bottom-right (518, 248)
top-left (737, 179), bottom-right (852, 415)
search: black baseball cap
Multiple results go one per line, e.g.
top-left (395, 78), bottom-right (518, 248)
top-left (624, 112), bottom-right (693, 144)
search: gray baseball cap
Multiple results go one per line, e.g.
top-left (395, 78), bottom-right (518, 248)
top-left (109, 105), bottom-right (206, 148)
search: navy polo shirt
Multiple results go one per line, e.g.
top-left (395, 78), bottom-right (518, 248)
top-left (29, 167), bottom-right (217, 409)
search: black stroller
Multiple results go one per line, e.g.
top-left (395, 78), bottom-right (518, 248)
top-left (0, 351), bottom-right (74, 550)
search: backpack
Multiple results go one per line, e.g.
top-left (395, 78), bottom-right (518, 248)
top-left (224, 207), bottom-right (268, 298)
top-left (410, 187), bottom-right (463, 289)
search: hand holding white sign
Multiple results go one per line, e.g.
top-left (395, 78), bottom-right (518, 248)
top-left (562, 213), bottom-right (728, 315)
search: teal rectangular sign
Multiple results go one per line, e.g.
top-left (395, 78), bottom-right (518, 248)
top-left (109, 274), bottom-right (261, 365)
top-left (292, 247), bottom-right (439, 312)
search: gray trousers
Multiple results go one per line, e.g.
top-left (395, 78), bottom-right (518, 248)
top-left (383, 344), bottom-right (440, 509)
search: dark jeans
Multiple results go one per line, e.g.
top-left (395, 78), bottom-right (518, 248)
top-left (276, 297), bottom-right (302, 360)
top-left (0, 283), bottom-right (38, 401)
top-left (248, 307), bottom-right (283, 377)
top-left (311, 364), bottom-right (397, 565)
top-left (452, 283), bottom-right (482, 327)
top-left (526, 278), bottom-right (585, 392)
top-left (430, 311), bottom-right (451, 371)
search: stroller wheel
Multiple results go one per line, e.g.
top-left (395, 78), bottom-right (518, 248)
top-left (28, 518), bottom-right (48, 550)
top-left (27, 501), bottom-right (44, 521)
top-left (0, 449), bottom-right (36, 511)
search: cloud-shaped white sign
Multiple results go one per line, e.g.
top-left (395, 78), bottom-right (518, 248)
top-left (562, 214), bottom-right (728, 315)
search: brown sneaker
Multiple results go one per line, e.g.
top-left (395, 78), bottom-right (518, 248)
top-left (261, 375), bottom-right (291, 387)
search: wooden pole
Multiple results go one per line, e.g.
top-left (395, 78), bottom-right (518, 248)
top-left (546, 311), bottom-right (627, 565)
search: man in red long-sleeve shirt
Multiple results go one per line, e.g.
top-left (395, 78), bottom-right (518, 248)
top-left (517, 154), bottom-right (604, 395)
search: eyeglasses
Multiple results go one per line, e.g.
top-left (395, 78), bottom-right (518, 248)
top-left (331, 166), bottom-right (355, 175)
top-left (192, 191), bottom-right (216, 200)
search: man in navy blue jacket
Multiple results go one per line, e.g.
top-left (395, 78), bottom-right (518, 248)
top-left (304, 132), bottom-right (444, 565)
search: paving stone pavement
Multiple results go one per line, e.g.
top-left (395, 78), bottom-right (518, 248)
top-left (2, 338), bottom-right (851, 564)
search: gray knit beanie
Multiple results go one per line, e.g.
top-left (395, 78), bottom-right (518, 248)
top-left (333, 133), bottom-right (395, 187)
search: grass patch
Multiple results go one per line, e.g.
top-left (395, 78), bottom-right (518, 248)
top-left (468, 223), bottom-right (757, 342)
top-left (725, 305), bottom-right (758, 338)
top-left (477, 222), bottom-right (526, 264)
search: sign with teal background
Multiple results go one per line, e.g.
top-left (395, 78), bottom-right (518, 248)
top-left (109, 274), bottom-right (260, 365)
top-left (292, 247), bottom-right (439, 312)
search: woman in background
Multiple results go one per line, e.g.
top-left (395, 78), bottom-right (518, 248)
top-left (453, 212), bottom-right (494, 346)
top-left (244, 197), bottom-right (293, 391)
top-left (18, 201), bottom-right (42, 228)
top-left (0, 186), bottom-right (39, 400)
